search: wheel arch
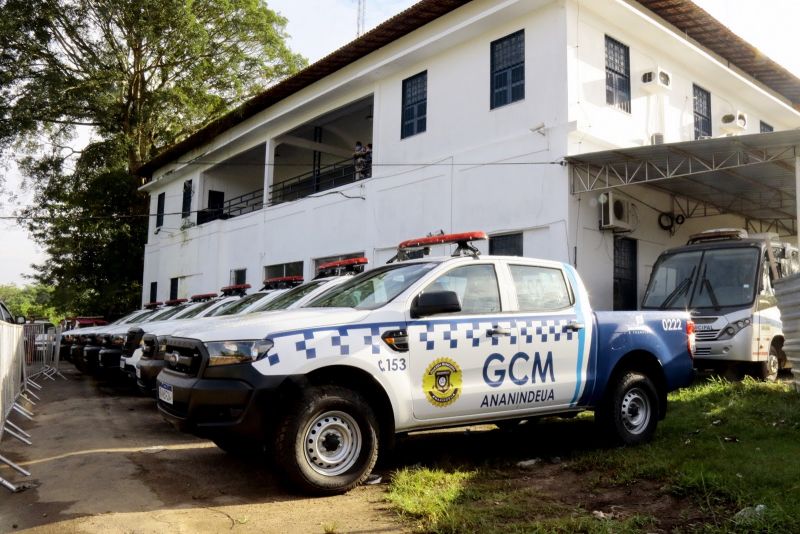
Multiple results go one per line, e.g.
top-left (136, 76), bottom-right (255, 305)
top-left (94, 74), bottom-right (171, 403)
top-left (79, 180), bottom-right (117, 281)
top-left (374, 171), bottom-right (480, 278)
top-left (605, 350), bottom-right (667, 420)
top-left (278, 365), bottom-right (396, 447)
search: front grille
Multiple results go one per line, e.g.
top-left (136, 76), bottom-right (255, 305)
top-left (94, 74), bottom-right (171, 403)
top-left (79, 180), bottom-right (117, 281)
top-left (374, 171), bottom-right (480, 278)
top-left (694, 346), bottom-right (712, 356)
top-left (164, 338), bottom-right (205, 377)
top-left (123, 328), bottom-right (144, 357)
top-left (695, 330), bottom-right (720, 341)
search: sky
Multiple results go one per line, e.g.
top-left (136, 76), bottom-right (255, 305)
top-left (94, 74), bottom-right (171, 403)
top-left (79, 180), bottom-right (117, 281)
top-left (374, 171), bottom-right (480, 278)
top-left (1, 0), bottom-right (799, 286)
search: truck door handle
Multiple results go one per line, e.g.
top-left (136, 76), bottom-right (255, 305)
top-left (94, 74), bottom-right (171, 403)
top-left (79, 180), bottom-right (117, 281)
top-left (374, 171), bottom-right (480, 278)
top-left (486, 326), bottom-right (511, 337)
top-left (566, 321), bottom-right (584, 332)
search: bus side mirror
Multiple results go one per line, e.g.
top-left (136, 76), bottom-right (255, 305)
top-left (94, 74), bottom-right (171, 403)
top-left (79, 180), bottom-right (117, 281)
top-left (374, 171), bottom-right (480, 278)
top-left (411, 291), bottom-right (461, 318)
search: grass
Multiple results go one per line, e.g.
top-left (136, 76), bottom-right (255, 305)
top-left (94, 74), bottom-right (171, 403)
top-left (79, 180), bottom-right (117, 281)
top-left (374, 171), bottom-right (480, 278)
top-left (386, 377), bottom-right (800, 533)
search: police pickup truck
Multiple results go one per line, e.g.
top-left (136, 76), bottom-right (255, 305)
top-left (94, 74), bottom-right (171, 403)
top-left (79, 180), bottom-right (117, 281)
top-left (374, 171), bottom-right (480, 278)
top-left (157, 232), bottom-right (695, 494)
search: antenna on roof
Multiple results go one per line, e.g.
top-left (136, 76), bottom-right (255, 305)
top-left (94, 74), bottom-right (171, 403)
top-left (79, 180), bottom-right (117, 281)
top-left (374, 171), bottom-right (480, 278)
top-left (356, 0), bottom-right (366, 37)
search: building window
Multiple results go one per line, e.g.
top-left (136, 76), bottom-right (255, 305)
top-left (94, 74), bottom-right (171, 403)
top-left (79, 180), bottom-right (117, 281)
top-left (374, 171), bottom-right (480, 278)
top-left (156, 192), bottom-right (165, 228)
top-left (760, 121), bottom-right (774, 133)
top-left (605, 36), bottom-right (631, 113)
top-left (401, 71), bottom-right (427, 139)
top-left (490, 30), bottom-right (525, 109)
top-left (489, 233), bottom-right (523, 256)
top-left (169, 278), bottom-right (179, 300)
top-left (182, 180), bottom-right (192, 218)
top-left (149, 282), bottom-right (157, 303)
top-left (264, 261), bottom-right (304, 280)
top-left (693, 84), bottom-right (712, 139)
top-left (230, 269), bottom-right (247, 285)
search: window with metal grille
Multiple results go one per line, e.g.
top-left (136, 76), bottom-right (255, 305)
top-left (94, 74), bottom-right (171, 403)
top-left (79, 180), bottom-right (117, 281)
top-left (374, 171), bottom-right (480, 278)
top-left (156, 192), bottom-right (165, 228)
top-left (149, 282), bottom-right (157, 303)
top-left (489, 233), bottom-right (523, 256)
top-left (169, 278), bottom-right (179, 300)
top-left (490, 30), bottom-right (525, 109)
top-left (402, 71), bottom-right (427, 138)
top-left (693, 85), bottom-right (712, 139)
top-left (181, 180), bottom-right (192, 218)
top-left (230, 269), bottom-right (247, 285)
top-left (605, 36), bottom-right (630, 113)
top-left (760, 121), bottom-right (774, 133)
top-left (264, 261), bottom-right (303, 280)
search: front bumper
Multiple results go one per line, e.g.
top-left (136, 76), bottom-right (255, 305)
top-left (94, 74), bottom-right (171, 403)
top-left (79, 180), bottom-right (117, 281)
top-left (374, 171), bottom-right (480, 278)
top-left (137, 358), bottom-right (166, 393)
top-left (98, 348), bottom-right (122, 368)
top-left (157, 365), bottom-right (287, 442)
top-left (82, 346), bottom-right (102, 371)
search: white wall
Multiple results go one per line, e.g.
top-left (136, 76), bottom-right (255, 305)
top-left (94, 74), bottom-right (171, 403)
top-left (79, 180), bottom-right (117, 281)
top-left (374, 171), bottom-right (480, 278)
top-left (565, 0), bottom-right (800, 152)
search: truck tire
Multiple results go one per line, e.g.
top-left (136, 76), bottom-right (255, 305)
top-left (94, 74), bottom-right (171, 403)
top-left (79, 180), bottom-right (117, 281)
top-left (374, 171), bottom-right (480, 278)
top-left (275, 385), bottom-right (379, 495)
top-left (756, 347), bottom-right (780, 382)
top-left (596, 371), bottom-right (659, 445)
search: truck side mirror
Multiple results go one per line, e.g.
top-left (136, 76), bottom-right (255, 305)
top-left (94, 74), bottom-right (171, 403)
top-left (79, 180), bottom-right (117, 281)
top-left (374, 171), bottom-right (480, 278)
top-left (411, 291), bottom-right (461, 318)
top-left (16, 316), bottom-right (25, 324)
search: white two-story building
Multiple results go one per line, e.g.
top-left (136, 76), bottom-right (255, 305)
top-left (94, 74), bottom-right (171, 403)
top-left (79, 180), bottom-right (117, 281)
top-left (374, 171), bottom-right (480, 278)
top-left (137, 0), bottom-right (800, 310)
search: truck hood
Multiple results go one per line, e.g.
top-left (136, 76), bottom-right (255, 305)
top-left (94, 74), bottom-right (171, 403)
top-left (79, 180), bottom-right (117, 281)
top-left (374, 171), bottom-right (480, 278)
top-left (169, 308), bottom-right (373, 342)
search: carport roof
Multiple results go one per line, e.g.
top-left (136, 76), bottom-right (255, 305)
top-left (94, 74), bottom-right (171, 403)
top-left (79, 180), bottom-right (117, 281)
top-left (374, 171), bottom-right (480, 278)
top-left (567, 131), bottom-right (800, 235)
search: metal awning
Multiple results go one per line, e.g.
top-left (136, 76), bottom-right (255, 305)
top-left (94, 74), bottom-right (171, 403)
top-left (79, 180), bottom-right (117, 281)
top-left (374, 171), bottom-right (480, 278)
top-left (567, 131), bottom-right (800, 236)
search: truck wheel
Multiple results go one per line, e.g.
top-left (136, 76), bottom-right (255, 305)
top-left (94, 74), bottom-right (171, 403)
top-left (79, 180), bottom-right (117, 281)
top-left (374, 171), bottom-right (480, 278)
top-left (596, 371), bottom-right (659, 445)
top-left (757, 347), bottom-right (780, 382)
top-left (275, 385), bottom-right (378, 495)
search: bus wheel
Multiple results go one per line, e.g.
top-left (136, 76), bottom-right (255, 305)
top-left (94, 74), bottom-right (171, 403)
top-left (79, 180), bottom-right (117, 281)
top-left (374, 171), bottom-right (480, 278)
top-left (757, 347), bottom-right (780, 382)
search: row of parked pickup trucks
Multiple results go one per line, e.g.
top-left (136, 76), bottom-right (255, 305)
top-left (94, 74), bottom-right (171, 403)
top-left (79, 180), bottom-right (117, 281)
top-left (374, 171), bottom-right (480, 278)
top-left (61, 231), bottom-right (696, 494)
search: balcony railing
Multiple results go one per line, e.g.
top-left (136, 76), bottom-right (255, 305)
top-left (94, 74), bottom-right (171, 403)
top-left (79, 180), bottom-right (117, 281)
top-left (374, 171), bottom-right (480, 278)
top-left (196, 188), bottom-right (264, 224)
top-left (269, 158), bottom-right (357, 205)
top-left (194, 158), bottom-right (368, 225)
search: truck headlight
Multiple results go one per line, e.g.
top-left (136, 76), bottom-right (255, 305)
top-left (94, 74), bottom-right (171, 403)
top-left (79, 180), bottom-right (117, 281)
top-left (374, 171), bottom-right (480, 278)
top-left (112, 335), bottom-right (126, 346)
top-left (205, 339), bottom-right (274, 366)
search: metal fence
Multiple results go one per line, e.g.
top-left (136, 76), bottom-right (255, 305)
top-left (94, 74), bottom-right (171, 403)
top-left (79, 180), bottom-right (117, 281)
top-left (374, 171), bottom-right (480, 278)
top-left (0, 323), bottom-right (63, 492)
top-left (774, 273), bottom-right (800, 392)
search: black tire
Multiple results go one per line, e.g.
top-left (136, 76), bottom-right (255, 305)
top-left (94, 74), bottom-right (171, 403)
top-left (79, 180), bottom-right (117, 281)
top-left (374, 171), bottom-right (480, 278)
top-left (274, 385), bottom-right (379, 495)
top-left (595, 371), bottom-right (659, 445)
top-left (756, 346), bottom-right (780, 382)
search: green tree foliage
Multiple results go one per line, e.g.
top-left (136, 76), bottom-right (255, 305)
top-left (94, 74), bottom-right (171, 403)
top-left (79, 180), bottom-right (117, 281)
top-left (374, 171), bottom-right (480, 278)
top-left (1, 0), bottom-right (306, 317)
top-left (0, 284), bottom-right (60, 324)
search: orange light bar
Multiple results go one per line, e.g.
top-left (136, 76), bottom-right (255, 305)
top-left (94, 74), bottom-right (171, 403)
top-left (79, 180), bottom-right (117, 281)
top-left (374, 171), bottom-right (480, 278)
top-left (399, 231), bottom-right (488, 249)
top-left (318, 257), bottom-right (369, 271)
top-left (164, 298), bottom-right (188, 306)
top-left (144, 301), bottom-right (163, 309)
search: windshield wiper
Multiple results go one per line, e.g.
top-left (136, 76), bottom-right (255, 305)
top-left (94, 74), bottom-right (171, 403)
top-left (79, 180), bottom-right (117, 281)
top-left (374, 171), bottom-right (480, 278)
top-left (699, 265), bottom-right (721, 311)
top-left (660, 267), bottom-right (696, 309)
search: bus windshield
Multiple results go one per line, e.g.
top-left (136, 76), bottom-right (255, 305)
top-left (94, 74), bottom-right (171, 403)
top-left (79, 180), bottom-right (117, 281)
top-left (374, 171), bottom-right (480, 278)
top-left (642, 247), bottom-right (761, 310)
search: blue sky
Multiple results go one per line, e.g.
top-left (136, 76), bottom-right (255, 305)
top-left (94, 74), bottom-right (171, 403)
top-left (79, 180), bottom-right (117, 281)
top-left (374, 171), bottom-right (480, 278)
top-left (1, 0), bottom-right (798, 286)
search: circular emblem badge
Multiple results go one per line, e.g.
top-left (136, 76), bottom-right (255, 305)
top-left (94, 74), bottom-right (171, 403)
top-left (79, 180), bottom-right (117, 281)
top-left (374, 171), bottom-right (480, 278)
top-left (422, 357), bottom-right (462, 407)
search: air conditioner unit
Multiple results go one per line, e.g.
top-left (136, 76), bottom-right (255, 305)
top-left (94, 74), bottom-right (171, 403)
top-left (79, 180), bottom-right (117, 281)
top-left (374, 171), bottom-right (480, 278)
top-left (650, 132), bottom-right (664, 145)
top-left (641, 67), bottom-right (672, 93)
top-left (721, 111), bottom-right (748, 134)
top-left (600, 192), bottom-right (633, 231)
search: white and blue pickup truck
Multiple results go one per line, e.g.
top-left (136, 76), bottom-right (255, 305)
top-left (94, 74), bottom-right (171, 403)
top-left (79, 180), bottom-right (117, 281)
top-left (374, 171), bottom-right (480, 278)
top-left (156, 232), bottom-right (695, 494)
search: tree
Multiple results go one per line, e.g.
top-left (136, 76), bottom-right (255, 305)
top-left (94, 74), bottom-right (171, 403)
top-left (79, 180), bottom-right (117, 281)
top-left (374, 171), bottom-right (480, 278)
top-left (1, 0), bottom-right (306, 316)
top-left (0, 283), bottom-right (60, 324)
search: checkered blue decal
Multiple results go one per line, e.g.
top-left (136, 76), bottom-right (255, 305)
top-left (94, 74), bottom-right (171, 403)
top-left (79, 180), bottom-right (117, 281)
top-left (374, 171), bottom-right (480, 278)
top-left (263, 316), bottom-right (575, 367)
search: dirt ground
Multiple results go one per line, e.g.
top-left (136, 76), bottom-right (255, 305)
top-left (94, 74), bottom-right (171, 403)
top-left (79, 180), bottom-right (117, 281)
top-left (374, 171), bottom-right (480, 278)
top-left (2, 365), bottom-right (759, 533)
top-left (0, 367), bottom-right (403, 534)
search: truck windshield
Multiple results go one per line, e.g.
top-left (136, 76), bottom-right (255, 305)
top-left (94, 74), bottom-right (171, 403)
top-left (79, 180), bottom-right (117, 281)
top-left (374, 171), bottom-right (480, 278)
top-left (309, 262), bottom-right (436, 310)
top-left (255, 281), bottom-right (326, 312)
top-left (642, 247), bottom-right (760, 310)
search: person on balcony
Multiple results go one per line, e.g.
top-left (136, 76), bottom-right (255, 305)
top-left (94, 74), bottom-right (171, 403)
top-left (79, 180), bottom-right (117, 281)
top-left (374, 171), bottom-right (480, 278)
top-left (354, 141), bottom-right (367, 180)
top-left (364, 143), bottom-right (372, 178)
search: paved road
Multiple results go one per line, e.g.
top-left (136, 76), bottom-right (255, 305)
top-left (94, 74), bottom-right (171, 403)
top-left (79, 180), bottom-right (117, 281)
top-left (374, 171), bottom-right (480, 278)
top-left (0, 367), bottom-right (401, 533)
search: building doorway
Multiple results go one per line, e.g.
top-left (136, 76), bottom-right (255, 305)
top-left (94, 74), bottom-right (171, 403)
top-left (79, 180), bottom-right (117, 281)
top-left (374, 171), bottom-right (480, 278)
top-left (613, 236), bottom-right (637, 310)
